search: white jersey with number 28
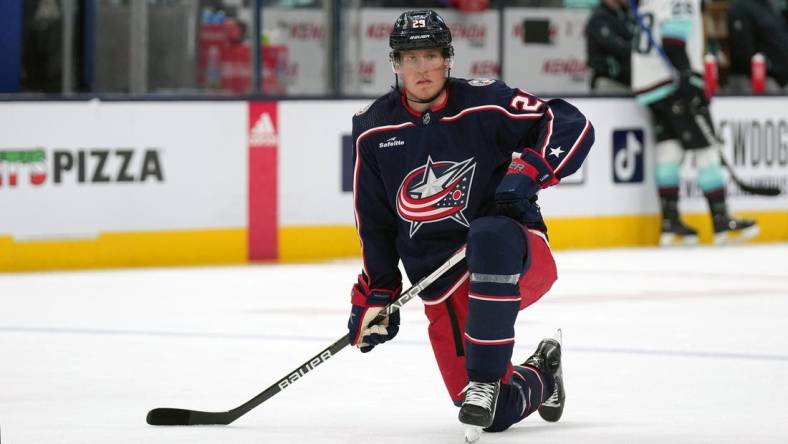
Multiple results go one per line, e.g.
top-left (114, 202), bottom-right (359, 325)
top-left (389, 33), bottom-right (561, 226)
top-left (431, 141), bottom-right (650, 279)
top-left (631, 0), bottom-right (704, 98)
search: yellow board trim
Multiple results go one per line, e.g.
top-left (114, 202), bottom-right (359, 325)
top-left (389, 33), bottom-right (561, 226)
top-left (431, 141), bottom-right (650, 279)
top-left (546, 210), bottom-right (788, 249)
top-left (2, 211), bottom-right (785, 271)
top-left (279, 210), bottom-right (788, 261)
top-left (278, 225), bottom-right (361, 262)
top-left (0, 228), bottom-right (247, 272)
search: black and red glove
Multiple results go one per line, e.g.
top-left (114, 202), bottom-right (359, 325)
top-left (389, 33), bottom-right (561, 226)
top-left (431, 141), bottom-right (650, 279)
top-left (495, 149), bottom-right (558, 221)
top-left (347, 274), bottom-right (401, 353)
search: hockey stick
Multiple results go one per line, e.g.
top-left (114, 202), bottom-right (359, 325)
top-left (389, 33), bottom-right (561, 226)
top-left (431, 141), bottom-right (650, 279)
top-left (630, 0), bottom-right (782, 197)
top-left (692, 113), bottom-right (783, 196)
top-left (718, 153), bottom-right (782, 196)
top-left (146, 246), bottom-right (467, 426)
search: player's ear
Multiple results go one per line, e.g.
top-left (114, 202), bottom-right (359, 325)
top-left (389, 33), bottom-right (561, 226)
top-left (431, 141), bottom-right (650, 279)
top-left (442, 46), bottom-right (454, 70)
top-left (390, 51), bottom-right (402, 74)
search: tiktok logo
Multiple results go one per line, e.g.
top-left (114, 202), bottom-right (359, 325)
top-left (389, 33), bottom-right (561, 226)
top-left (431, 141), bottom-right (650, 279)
top-left (612, 129), bottom-right (645, 183)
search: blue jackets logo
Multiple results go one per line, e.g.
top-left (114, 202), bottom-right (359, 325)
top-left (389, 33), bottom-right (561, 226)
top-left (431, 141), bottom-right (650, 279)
top-left (396, 156), bottom-right (476, 237)
top-left (612, 129), bottom-right (644, 183)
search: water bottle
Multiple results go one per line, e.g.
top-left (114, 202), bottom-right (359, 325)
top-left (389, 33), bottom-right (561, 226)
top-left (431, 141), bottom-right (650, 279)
top-left (751, 53), bottom-right (766, 94)
top-left (206, 45), bottom-right (221, 89)
top-left (703, 53), bottom-right (717, 99)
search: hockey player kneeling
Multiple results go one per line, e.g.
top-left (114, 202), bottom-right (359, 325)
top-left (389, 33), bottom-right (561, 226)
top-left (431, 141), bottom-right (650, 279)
top-left (346, 10), bottom-right (593, 443)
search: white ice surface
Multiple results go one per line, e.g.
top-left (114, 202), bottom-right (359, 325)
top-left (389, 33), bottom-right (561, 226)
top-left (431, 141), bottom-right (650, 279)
top-left (1, 244), bottom-right (788, 444)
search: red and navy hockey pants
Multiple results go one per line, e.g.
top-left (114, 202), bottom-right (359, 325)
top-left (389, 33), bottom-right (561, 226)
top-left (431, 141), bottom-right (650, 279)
top-left (422, 227), bottom-right (557, 407)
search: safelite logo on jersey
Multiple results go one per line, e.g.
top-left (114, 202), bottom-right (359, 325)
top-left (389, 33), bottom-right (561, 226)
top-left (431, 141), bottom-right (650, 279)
top-left (378, 137), bottom-right (405, 148)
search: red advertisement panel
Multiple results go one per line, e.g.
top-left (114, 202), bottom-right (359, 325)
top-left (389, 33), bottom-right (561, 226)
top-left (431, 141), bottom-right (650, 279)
top-left (248, 102), bottom-right (278, 260)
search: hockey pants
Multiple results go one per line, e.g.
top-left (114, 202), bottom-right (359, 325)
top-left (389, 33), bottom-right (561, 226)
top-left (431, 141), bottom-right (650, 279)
top-left (423, 222), bottom-right (557, 431)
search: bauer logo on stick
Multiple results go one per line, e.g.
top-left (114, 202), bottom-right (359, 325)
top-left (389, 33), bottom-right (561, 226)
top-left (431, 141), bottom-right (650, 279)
top-left (277, 350), bottom-right (333, 390)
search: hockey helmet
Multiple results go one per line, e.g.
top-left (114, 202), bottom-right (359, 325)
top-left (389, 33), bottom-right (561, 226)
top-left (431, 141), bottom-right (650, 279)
top-left (389, 10), bottom-right (454, 59)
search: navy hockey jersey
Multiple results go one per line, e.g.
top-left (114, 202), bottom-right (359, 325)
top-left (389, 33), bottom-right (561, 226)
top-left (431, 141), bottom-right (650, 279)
top-left (352, 78), bottom-right (594, 300)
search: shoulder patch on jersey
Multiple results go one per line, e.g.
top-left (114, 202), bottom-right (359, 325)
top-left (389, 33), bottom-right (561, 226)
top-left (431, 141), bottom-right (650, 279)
top-left (468, 78), bottom-right (496, 87)
top-left (355, 101), bottom-right (373, 116)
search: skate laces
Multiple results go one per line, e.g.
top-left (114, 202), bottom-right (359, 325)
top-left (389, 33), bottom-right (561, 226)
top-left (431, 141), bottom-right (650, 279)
top-left (461, 381), bottom-right (498, 410)
top-left (543, 384), bottom-right (560, 407)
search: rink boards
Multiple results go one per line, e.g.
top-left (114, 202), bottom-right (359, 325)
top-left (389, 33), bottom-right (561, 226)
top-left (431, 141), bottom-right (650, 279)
top-left (1, 96), bottom-right (787, 271)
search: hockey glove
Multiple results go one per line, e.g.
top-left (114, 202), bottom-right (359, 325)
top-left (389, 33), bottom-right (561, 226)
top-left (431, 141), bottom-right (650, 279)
top-left (495, 149), bottom-right (558, 221)
top-left (675, 70), bottom-right (706, 103)
top-left (347, 274), bottom-right (401, 353)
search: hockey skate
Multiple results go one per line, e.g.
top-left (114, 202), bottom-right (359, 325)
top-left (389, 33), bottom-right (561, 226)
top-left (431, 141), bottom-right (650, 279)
top-left (659, 217), bottom-right (699, 246)
top-left (712, 215), bottom-right (759, 245)
top-left (659, 195), bottom-right (699, 246)
top-left (522, 329), bottom-right (565, 422)
top-left (459, 381), bottom-right (500, 443)
top-left (706, 194), bottom-right (759, 245)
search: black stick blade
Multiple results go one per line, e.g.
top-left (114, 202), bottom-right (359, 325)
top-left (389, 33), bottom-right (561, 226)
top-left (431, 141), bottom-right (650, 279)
top-left (147, 407), bottom-right (234, 426)
top-left (146, 408), bottom-right (192, 426)
top-left (739, 183), bottom-right (782, 197)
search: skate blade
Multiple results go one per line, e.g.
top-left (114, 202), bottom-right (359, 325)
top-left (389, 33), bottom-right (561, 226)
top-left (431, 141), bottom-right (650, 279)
top-left (553, 328), bottom-right (563, 345)
top-left (713, 225), bottom-right (760, 245)
top-left (464, 426), bottom-right (482, 444)
top-left (659, 233), bottom-right (699, 247)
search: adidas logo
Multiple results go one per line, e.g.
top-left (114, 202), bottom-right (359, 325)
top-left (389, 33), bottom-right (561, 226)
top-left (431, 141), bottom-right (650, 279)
top-left (250, 112), bottom-right (278, 147)
top-left (379, 137), bottom-right (405, 148)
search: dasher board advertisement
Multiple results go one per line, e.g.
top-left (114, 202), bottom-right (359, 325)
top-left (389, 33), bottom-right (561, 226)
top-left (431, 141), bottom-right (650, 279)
top-left (0, 101), bottom-right (247, 241)
top-left (503, 8), bottom-right (591, 95)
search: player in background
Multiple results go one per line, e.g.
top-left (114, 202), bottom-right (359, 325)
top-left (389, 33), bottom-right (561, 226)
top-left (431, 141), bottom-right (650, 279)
top-left (586, 0), bottom-right (635, 94)
top-left (630, 0), bottom-right (758, 245)
top-left (727, 0), bottom-right (788, 92)
top-left (346, 10), bottom-right (594, 443)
